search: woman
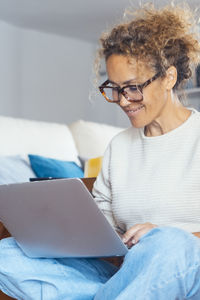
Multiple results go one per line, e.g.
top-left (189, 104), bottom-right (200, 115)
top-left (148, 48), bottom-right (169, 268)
top-left (1, 3), bottom-right (200, 300)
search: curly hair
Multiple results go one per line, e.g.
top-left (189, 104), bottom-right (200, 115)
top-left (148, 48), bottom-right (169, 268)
top-left (96, 3), bottom-right (200, 91)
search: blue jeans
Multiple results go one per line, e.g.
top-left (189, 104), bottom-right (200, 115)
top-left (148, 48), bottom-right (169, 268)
top-left (0, 227), bottom-right (200, 300)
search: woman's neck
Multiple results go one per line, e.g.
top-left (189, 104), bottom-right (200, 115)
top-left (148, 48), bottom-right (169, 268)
top-left (144, 98), bottom-right (192, 137)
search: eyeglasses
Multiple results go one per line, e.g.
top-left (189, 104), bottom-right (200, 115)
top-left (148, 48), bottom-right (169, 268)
top-left (99, 72), bottom-right (161, 103)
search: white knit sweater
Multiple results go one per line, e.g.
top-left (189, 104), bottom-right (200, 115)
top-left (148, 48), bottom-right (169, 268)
top-left (92, 107), bottom-right (200, 233)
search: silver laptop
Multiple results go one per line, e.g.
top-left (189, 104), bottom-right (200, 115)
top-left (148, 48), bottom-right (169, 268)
top-left (0, 178), bottom-right (128, 258)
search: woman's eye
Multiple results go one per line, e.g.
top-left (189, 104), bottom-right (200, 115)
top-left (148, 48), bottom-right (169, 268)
top-left (128, 86), bottom-right (137, 91)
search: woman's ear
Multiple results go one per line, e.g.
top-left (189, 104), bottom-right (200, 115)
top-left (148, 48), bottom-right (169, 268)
top-left (164, 66), bottom-right (177, 90)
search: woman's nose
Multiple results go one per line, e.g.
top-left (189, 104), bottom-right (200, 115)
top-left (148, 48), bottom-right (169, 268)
top-left (119, 94), bottom-right (130, 107)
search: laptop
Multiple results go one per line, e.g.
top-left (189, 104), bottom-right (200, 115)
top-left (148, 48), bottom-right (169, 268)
top-left (0, 178), bottom-right (128, 258)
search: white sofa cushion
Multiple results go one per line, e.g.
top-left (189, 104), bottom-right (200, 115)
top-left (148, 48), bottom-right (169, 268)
top-left (0, 116), bottom-right (80, 166)
top-left (0, 155), bottom-right (36, 184)
top-left (69, 120), bottom-right (124, 158)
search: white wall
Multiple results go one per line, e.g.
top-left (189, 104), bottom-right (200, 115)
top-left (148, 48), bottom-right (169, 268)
top-left (0, 22), bottom-right (130, 127)
top-left (1, 21), bottom-right (199, 128)
top-left (20, 28), bottom-right (94, 124)
top-left (0, 21), bottom-right (22, 117)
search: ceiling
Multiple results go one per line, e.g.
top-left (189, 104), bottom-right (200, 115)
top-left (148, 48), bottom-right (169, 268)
top-left (0, 0), bottom-right (199, 43)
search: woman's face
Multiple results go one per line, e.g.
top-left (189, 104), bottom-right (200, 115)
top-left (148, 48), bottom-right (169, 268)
top-left (106, 54), bottom-right (168, 128)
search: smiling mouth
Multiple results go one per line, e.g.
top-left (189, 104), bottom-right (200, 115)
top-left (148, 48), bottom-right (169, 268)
top-left (125, 105), bottom-right (145, 114)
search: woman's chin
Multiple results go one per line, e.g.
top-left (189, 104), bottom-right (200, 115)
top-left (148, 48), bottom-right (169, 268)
top-left (129, 117), bottom-right (146, 128)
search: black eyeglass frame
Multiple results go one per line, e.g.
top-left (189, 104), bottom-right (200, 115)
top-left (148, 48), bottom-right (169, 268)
top-left (99, 72), bottom-right (161, 103)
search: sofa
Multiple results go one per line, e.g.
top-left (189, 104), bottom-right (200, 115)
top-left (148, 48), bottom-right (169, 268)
top-left (0, 116), bottom-right (124, 183)
top-left (0, 115), bottom-right (124, 300)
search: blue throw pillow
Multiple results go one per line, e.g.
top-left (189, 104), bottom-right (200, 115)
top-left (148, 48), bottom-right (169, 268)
top-left (0, 155), bottom-right (36, 184)
top-left (28, 154), bottom-right (84, 178)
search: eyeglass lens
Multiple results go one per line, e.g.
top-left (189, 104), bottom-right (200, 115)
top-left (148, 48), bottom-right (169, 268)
top-left (103, 86), bottom-right (143, 102)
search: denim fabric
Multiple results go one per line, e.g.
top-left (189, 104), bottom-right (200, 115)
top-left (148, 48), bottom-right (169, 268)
top-left (0, 227), bottom-right (200, 300)
top-left (95, 227), bottom-right (200, 300)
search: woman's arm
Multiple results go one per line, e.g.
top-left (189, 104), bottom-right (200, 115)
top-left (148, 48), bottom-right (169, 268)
top-left (92, 145), bottom-right (124, 233)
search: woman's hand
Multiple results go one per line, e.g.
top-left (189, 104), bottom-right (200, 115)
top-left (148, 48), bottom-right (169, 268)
top-left (122, 222), bottom-right (158, 248)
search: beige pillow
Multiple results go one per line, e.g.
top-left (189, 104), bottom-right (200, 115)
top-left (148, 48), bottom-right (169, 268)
top-left (69, 120), bottom-right (124, 158)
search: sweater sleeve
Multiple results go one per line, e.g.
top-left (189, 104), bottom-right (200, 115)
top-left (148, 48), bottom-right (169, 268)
top-left (92, 144), bottom-right (124, 234)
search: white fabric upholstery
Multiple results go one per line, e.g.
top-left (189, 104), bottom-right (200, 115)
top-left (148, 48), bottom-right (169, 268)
top-left (69, 120), bottom-right (124, 158)
top-left (0, 116), bottom-right (80, 165)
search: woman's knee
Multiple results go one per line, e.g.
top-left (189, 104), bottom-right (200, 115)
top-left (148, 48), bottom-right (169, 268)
top-left (0, 237), bottom-right (23, 262)
top-left (140, 226), bottom-right (200, 248)
top-left (0, 237), bottom-right (27, 275)
top-left (0, 237), bottom-right (19, 249)
top-left (125, 226), bottom-right (200, 263)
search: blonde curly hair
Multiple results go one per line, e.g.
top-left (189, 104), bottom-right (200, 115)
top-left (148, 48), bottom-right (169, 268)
top-left (96, 3), bottom-right (200, 90)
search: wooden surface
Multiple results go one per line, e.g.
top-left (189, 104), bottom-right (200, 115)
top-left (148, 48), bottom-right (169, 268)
top-left (80, 177), bottom-right (96, 192)
top-left (0, 223), bottom-right (10, 240)
top-left (193, 232), bottom-right (200, 238)
top-left (0, 291), bottom-right (14, 300)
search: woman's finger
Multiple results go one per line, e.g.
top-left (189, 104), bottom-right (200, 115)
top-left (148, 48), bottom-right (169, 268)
top-left (122, 224), bottom-right (143, 243)
top-left (131, 226), bottom-right (156, 244)
top-left (123, 223), bottom-right (157, 245)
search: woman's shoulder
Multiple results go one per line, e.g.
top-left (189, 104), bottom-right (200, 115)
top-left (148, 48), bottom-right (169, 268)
top-left (109, 126), bottom-right (139, 145)
top-left (187, 107), bottom-right (200, 129)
